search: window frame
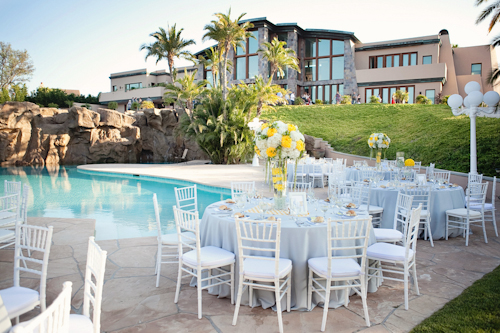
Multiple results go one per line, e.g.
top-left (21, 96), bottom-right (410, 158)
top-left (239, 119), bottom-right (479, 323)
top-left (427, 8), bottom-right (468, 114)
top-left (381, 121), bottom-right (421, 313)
top-left (303, 38), bottom-right (344, 82)
top-left (369, 52), bottom-right (417, 69)
top-left (471, 63), bottom-right (482, 75)
top-left (365, 85), bottom-right (416, 103)
top-left (422, 55), bottom-right (432, 65)
top-left (234, 31), bottom-right (259, 80)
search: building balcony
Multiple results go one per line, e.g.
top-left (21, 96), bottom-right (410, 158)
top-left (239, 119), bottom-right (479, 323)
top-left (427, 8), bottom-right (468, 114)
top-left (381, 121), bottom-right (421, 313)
top-left (99, 86), bottom-right (167, 104)
top-left (356, 63), bottom-right (447, 86)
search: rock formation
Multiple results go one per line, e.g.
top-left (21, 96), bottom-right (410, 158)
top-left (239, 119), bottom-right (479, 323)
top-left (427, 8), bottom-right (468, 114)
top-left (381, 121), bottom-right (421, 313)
top-left (0, 102), bottom-right (207, 167)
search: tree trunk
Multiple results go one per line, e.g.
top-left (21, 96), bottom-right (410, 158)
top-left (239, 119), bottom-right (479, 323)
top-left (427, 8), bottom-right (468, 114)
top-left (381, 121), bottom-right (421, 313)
top-left (268, 65), bottom-right (277, 86)
top-left (222, 43), bottom-right (230, 121)
top-left (256, 100), bottom-right (263, 117)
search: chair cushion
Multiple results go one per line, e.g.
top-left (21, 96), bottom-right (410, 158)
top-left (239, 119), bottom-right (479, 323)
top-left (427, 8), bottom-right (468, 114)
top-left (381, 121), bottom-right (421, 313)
top-left (0, 229), bottom-right (14, 242)
top-left (420, 209), bottom-right (428, 217)
top-left (446, 208), bottom-right (482, 217)
top-left (308, 257), bottom-right (361, 278)
top-left (69, 314), bottom-right (94, 333)
top-left (373, 228), bottom-right (403, 242)
top-left (161, 232), bottom-right (196, 245)
top-left (0, 212), bottom-right (16, 220)
top-left (358, 205), bottom-right (384, 214)
top-left (182, 246), bottom-right (235, 267)
top-left (470, 204), bottom-right (494, 211)
top-left (309, 173), bottom-right (323, 177)
top-left (243, 257), bottom-right (292, 279)
top-left (367, 242), bottom-right (414, 262)
top-left (0, 286), bottom-right (39, 318)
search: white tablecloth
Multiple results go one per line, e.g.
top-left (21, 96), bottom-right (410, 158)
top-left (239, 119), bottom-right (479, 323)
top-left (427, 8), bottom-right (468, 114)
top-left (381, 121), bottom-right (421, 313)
top-left (195, 200), bottom-right (378, 311)
top-left (369, 181), bottom-right (466, 239)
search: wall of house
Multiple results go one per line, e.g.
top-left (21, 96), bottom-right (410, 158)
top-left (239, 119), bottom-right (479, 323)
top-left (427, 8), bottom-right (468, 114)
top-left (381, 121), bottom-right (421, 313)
top-left (453, 45), bottom-right (499, 94)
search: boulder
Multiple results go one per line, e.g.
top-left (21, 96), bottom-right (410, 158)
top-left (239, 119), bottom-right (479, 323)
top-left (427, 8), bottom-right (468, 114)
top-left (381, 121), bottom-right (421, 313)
top-left (97, 108), bottom-right (135, 128)
top-left (67, 107), bottom-right (100, 129)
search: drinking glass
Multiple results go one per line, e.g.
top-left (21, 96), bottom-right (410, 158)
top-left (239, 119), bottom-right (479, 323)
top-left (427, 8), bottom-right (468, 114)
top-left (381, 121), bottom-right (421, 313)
top-left (258, 201), bottom-right (266, 219)
top-left (320, 204), bottom-right (329, 218)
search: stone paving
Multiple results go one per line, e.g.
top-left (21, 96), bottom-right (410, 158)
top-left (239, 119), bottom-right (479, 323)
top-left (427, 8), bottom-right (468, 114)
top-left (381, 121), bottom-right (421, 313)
top-left (1, 163), bottom-right (499, 332)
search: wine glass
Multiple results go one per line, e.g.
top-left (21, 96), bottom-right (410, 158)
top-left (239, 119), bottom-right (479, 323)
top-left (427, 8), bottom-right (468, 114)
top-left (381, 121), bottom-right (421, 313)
top-left (320, 204), bottom-right (329, 218)
top-left (258, 200), bottom-right (266, 219)
top-left (290, 204), bottom-right (299, 226)
top-left (236, 194), bottom-right (246, 213)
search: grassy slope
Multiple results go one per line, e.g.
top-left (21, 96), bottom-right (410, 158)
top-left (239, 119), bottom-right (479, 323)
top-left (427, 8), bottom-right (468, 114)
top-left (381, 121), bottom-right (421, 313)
top-left (261, 104), bottom-right (500, 176)
top-left (411, 265), bottom-right (500, 332)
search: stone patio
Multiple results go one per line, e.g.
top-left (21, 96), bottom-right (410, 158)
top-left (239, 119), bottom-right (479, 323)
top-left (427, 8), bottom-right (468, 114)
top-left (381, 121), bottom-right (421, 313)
top-left (1, 163), bottom-right (500, 332)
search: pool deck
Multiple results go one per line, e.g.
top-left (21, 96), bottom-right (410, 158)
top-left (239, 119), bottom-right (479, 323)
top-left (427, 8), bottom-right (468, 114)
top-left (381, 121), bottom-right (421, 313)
top-left (1, 162), bottom-right (500, 332)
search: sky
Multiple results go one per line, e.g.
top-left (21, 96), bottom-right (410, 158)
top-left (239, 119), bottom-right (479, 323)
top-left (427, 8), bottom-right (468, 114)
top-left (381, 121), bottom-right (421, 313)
top-left (0, 0), bottom-right (497, 96)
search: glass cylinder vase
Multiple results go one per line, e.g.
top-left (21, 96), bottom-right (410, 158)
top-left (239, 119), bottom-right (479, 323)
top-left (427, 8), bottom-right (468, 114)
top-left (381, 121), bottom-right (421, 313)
top-left (271, 159), bottom-right (287, 210)
top-left (396, 152), bottom-right (405, 168)
top-left (376, 149), bottom-right (382, 170)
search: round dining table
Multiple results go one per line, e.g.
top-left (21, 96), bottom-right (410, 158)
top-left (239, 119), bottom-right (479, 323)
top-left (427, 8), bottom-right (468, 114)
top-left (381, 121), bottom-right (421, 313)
top-left (369, 181), bottom-right (466, 239)
top-left (196, 199), bottom-right (378, 311)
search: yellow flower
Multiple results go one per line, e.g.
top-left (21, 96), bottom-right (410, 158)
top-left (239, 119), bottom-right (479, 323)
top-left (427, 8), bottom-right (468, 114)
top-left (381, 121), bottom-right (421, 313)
top-left (261, 123), bottom-right (269, 131)
top-left (267, 128), bottom-right (277, 137)
top-left (266, 147), bottom-right (277, 158)
top-left (272, 167), bottom-right (282, 175)
top-left (281, 135), bottom-right (292, 148)
top-left (274, 184), bottom-right (285, 191)
top-left (296, 140), bottom-right (305, 151)
top-left (369, 142), bottom-right (373, 147)
top-left (288, 124), bottom-right (296, 132)
top-left (405, 159), bottom-right (415, 167)
top-left (254, 146), bottom-right (260, 156)
top-left (273, 176), bottom-right (282, 183)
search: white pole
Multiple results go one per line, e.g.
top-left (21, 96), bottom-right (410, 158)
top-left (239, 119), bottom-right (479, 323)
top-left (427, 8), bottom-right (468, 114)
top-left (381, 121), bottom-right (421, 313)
top-left (469, 107), bottom-right (478, 175)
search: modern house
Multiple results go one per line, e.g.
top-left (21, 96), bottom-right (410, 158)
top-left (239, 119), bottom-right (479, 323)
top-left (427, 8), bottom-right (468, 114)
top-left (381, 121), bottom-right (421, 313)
top-left (99, 18), bottom-right (499, 109)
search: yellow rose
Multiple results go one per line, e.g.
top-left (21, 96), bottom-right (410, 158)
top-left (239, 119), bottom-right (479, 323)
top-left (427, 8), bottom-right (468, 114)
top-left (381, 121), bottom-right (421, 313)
top-left (272, 167), bottom-right (282, 175)
top-left (274, 184), bottom-right (285, 191)
top-left (266, 147), bottom-right (277, 158)
top-left (281, 135), bottom-right (292, 148)
top-left (261, 123), bottom-right (269, 130)
top-left (296, 140), bottom-right (305, 151)
top-left (405, 159), bottom-right (415, 167)
top-left (267, 128), bottom-right (277, 137)
top-left (288, 124), bottom-right (296, 132)
top-left (273, 176), bottom-right (282, 183)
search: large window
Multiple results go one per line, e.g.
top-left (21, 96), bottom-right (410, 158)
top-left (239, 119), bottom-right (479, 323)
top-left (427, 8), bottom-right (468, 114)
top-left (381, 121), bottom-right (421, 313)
top-left (125, 82), bottom-right (142, 91)
top-left (369, 52), bottom-right (417, 69)
top-left (235, 30), bottom-right (259, 80)
top-left (423, 55), bottom-right (432, 65)
top-left (365, 85), bottom-right (415, 104)
top-left (425, 89), bottom-right (435, 104)
top-left (471, 63), bottom-right (482, 75)
top-left (301, 84), bottom-right (343, 103)
top-left (303, 38), bottom-right (344, 82)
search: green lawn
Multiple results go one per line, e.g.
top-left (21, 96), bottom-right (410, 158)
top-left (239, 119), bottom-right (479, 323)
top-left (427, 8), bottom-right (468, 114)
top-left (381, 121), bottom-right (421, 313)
top-left (411, 265), bottom-right (500, 332)
top-left (261, 104), bottom-right (500, 176)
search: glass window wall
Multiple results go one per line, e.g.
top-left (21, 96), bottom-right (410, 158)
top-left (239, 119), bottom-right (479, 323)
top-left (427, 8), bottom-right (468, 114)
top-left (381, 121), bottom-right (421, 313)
top-left (332, 57), bottom-right (344, 80)
top-left (305, 60), bottom-right (316, 81)
top-left (318, 58), bottom-right (330, 80)
top-left (248, 31), bottom-right (259, 54)
top-left (305, 38), bottom-right (316, 57)
top-left (248, 56), bottom-right (258, 79)
top-left (236, 58), bottom-right (246, 80)
top-left (318, 39), bottom-right (330, 57)
top-left (332, 40), bottom-right (344, 55)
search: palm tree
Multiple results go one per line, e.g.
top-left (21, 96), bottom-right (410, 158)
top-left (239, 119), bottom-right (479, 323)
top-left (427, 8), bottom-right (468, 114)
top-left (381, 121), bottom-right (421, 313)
top-left (198, 47), bottom-right (233, 88)
top-left (203, 8), bottom-right (254, 118)
top-left (476, 0), bottom-right (500, 84)
top-left (258, 37), bottom-right (300, 85)
top-left (164, 69), bottom-right (208, 132)
top-left (140, 25), bottom-right (196, 81)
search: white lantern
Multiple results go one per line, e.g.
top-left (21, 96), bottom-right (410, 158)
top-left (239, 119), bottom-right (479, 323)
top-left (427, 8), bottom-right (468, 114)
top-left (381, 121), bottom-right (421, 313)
top-left (483, 91), bottom-right (500, 107)
top-left (447, 94), bottom-right (463, 109)
top-left (468, 91), bottom-right (484, 107)
top-left (464, 81), bottom-right (481, 94)
top-left (464, 96), bottom-right (470, 108)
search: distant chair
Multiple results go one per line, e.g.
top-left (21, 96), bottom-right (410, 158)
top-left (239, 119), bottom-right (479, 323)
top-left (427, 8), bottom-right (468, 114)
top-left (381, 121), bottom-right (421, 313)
top-left (294, 164), bottom-right (309, 183)
top-left (468, 173), bottom-right (483, 185)
top-left (405, 184), bottom-right (434, 247)
top-left (68, 237), bottom-right (107, 332)
top-left (231, 182), bottom-right (255, 199)
top-left (413, 161), bottom-right (422, 172)
top-left (288, 182), bottom-right (311, 192)
top-left (434, 170), bottom-right (451, 183)
top-left (10, 281), bottom-right (72, 333)
top-left (309, 164), bottom-right (325, 188)
top-left (174, 149), bottom-right (188, 164)
top-left (174, 185), bottom-right (197, 212)
top-left (373, 192), bottom-right (413, 243)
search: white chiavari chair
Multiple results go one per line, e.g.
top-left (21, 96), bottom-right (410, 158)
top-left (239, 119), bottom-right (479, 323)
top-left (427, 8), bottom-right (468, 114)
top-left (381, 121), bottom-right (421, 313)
top-left (174, 185), bottom-right (198, 212)
top-left (231, 182), bottom-right (255, 199)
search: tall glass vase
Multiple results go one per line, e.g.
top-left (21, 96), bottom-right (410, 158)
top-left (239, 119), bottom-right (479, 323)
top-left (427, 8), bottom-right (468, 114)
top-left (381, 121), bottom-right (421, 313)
top-left (376, 149), bottom-right (382, 170)
top-left (272, 159), bottom-right (287, 210)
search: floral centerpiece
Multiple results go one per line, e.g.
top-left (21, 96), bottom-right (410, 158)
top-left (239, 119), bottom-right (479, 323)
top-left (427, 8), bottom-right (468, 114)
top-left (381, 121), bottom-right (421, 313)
top-left (255, 121), bottom-right (306, 209)
top-left (367, 133), bottom-right (391, 168)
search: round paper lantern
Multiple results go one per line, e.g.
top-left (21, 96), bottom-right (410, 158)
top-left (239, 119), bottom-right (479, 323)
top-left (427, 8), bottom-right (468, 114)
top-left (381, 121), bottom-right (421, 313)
top-left (447, 94), bottom-right (463, 108)
top-left (467, 91), bottom-right (483, 107)
top-left (464, 81), bottom-right (481, 94)
top-left (483, 91), bottom-right (500, 107)
top-left (464, 96), bottom-right (470, 108)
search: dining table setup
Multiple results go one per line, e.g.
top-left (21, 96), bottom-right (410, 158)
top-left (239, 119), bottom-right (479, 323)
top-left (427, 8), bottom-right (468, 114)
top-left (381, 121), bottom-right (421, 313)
top-left (197, 192), bottom-right (379, 311)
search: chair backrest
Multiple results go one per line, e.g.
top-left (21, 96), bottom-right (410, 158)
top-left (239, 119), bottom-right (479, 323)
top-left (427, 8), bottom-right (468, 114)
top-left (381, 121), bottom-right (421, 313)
top-left (287, 181), bottom-right (311, 192)
top-left (14, 224), bottom-right (54, 312)
top-left (404, 184), bottom-right (431, 212)
top-left (82, 237), bottom-right (107, 333)
top-left (181, 148), bottom-right (188, 159)
top-left (0, 193), bottom-right (20, 227)
top-left (174, 184), bottom-right (198, 212)
top-left (360, 168), bottom-right (376, 181)
top-left (434, 170), bottom-right (451, 183)
top-left (231, 181), bottom-right (255, 199)
top-left (173, 206), bottom-right (200, 264)
top-left (312, 164), bottom-right (323, 174)
top-left (387, 160), bottom-right (396, 168)
top-left (235, 218), bottom-right (282, 280)
top-left (466, 182), bottom-right (488, 212)
top-left (20, 184), bottom-right (29, 224)
top-left (405, 204), bottom-right (423, 255)
top-left (413, 161), bottom-right (422, 172)
top-left (339, 184), bottom-right (362, 206)
top-left (393, 192), bottom-right (414, 233)
top-left (353, 160), bottom-right (364, 167)
top-left (11, 281), bottom-right (72, 333)
top-left (325, 158), bottom-right (333, 164)
top-left (4, 180), bottom-right (21, 196)
top-left (353, 181), bottom-right (372, 210)
top-left (468, 173), bottom-right (483, 185)
top-left (326, 217), bottom-right (372, 277)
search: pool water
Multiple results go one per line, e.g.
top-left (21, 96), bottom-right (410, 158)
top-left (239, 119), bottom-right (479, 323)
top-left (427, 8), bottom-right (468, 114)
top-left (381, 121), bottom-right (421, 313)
top-left (0, 166), bottom-right (231, 240)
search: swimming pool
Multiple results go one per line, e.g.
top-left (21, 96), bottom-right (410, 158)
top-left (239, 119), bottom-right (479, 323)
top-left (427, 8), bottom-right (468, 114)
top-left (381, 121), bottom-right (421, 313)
top-left (0, 166), bottom-right (231, 240)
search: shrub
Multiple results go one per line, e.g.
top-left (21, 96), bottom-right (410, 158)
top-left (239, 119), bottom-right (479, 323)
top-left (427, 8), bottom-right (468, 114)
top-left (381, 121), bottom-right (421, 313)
top-left (131, 101), bottom-right (140, 110)
top-left (294, 97), bottom-right (304, 105)
top-left (416, 95), bottom-right (431, 104)
top-left (82, 103), bottom-right (91, 109)
top-left (65, 100), bottom-right (73, 108)
top-left (370, 95), bottom-right (380, 103)
top-left (48, 103), bottom-right (58, 108)
top-left (141, 100), bottom-right (154, 109)
top-left (315, 99), bottom-right (323, 105)
top-left (108, 101), bottom-right (118, 110)
top-left (395, 90), bottom-right (409, 104)
top-left (440, 95), bottom-right (450, 104)
top-left (341, 95), bottom-right (351, 104)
